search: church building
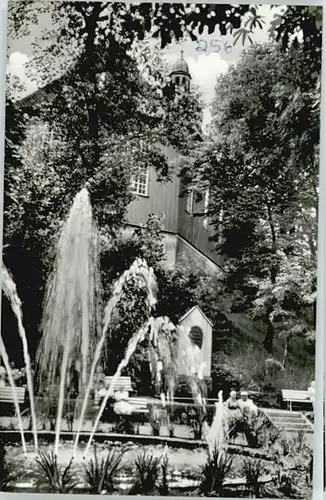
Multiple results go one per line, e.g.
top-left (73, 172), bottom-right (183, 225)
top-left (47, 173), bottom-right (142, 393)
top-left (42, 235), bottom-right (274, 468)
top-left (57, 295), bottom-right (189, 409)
top-left (125, 52), bottom-right (223, 275)
top-left (15, 52), bottom-right (223, 275)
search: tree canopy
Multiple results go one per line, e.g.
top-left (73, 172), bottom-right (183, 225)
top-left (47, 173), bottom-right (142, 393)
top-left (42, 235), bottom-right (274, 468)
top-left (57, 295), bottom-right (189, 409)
top-left (188, 43), bottom-right (319, 358)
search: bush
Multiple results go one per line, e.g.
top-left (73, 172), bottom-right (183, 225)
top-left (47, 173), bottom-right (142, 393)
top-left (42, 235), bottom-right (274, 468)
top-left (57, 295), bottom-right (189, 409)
top-left (242, 458), bottom-right (265, 497)
top-left (34, 451), bottom-right (77, 493)
top-left (130, 451), bottom-right (161, 494)
top-left (200, 448), bottom-right (233, 496)
top-left (111, 416), bottom-right (135, 435)
top-left (0, 440), bottom-right (13, 491)
top-left (228, 410), bottom-right (275, 449)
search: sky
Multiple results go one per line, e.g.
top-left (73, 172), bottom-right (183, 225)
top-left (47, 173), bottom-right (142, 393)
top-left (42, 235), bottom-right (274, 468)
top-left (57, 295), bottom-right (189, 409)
top-left (6, 4), bottom-right (285, 126)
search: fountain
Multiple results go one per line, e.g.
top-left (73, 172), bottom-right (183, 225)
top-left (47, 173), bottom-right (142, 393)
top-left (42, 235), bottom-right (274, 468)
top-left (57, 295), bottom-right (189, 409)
top-left (1, 266), bottom-right (38, 452)
top-left (0, 187), bottom-right (221, 478)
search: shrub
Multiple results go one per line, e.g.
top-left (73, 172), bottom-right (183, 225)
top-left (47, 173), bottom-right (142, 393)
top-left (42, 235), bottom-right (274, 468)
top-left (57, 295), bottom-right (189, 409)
top-left (83, 444), bottom-right (126, 493)
top-left (150, 420), bottom-right (161, 437)
top-left (34, 451), bottom-right (77, 493)
top-left (160, 454), bottom-right (169, 496)
top-left (243, 412), bottom-right (274, 448)
top-left (111, 416), bottom-right (135, 435)
top-left (0, 440), bottom-right (13, 491)
top-left (228, 410), bottom-right (274, 448)
top-left (242, 458), bottom-right (265, 497)
top-left (188, 408), bottom-right (203, 440)
top-left (200, 448), bottom-right (233, 496)
top-left (130, 451), bottom-right (161, 494)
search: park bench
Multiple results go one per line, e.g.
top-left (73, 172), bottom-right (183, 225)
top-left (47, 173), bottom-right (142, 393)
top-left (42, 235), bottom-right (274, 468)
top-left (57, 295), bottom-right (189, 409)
top-left (104, 376), bottom-right (132, 393)
top-left (282, 389), bottom-right (313, 411)
top-left (128, 397), bottom-right (149, 414)
top-left (94, 376), bottom-right (133, 407)
top-left (0, 386), bottom-right (26, 405)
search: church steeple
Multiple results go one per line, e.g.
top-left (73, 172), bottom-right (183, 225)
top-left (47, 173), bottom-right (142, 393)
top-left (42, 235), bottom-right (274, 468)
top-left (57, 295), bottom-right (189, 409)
top-left (169, 50), bottom-right (191, 92)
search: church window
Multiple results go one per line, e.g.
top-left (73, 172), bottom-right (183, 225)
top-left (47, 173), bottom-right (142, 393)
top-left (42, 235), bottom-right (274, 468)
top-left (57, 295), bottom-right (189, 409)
top-left (186, 190), bottom-right (194, 215)
top-left (189, 326), bottom-right (203, 349)
top-left (182, 77), bottom-right (186, 85)
top-left (131, 167), bottom-right (149, 196)
top-left (176, 76), bottom-right (180, 85)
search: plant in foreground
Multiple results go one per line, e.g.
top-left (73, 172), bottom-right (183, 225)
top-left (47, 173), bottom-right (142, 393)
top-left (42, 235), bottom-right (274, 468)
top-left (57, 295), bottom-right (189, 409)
top-left (34, 450), bottom-right (77, 493)
top-left (0, 440), bottom-right (13, 491)
top-left (83, 444), bottom-right (126, 493)
top-left (150, 419), bottom-right (161, 437)
top-left (160, 453), bottom-right (170, 496)
top-left (200, 448), bottom-right (233, 496)
top-left (242, 458), bottom-right (265, 498)
top-left (131, 451), bottom-right (161, 494)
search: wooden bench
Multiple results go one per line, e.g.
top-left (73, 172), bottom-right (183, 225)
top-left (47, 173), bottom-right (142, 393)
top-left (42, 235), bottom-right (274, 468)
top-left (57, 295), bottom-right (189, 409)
top-left (104, 376), bottom-right (132, 392)
top-left (0, 387), bottom-right (26, 405)
top-left (128, 397), bottom-right (149, 414)
top-left (282, 389), bottom-right (313, 411)
top-left (94, 376), bottom-right (133, 407)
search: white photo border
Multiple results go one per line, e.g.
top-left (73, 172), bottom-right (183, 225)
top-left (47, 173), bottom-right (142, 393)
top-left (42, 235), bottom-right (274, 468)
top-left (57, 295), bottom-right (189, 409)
top-left (0, 0), bottom-right (324, 499)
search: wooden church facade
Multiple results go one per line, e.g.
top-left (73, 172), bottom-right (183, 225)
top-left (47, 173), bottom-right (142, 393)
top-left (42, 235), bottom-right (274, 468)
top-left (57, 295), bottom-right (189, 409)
top-left (125, 53), bottom-right (223, 274)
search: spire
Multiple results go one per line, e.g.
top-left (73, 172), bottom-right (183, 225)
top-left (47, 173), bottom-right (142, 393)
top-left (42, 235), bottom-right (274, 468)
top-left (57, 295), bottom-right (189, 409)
top-left (170, 50), bottom-right (191, 93)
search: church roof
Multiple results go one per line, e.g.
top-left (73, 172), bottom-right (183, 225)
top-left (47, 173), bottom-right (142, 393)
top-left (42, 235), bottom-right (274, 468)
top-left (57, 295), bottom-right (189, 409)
top-left (171, 51), bottom-right (190, 75)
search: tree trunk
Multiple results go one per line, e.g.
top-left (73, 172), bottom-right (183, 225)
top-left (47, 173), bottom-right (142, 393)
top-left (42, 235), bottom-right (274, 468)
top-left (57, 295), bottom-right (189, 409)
top-left (263, 312), bottom-right (274, 355)
top-left (264, 202), bottom-right (278, 355)
top-left (282, 336), bottom-right (288, 367)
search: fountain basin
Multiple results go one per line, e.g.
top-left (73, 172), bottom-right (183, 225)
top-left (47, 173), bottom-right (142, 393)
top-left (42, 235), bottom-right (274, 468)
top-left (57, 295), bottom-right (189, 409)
top-left (5, 440), bottom-right (277, 495)
top-left (0, 429), bottom-right (275, 461)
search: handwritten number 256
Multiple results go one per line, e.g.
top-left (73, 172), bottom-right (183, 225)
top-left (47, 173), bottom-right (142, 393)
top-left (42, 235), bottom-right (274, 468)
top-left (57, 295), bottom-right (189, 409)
top-left (196, 39), bottom-right (232, 54)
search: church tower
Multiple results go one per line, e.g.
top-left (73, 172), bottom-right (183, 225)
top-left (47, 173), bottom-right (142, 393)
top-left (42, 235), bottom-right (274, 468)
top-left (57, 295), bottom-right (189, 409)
top-left (169, 50), bottom-right (191, 93)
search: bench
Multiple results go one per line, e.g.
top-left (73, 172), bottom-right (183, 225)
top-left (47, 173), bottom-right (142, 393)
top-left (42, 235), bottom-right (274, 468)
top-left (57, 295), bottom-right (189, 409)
top-left (128, 397), bottom-right (149, 414)
top-left (104, 376), bottom-right (132, 392)
top-left (282, 389), bottom-right (313, 411)
top-left (94, 376), bottom-right (133, 406)
top-left (0, 387), bottom-right (26, 405)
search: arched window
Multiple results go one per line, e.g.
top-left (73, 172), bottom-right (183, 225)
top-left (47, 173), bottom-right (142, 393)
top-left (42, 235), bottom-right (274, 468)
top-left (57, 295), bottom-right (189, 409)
top-left (189, 326), bottom-right (203, 349)
top-left (182, 77), bottom-right (186, 85)
top-left (176, 76), bottom-right (180, 85)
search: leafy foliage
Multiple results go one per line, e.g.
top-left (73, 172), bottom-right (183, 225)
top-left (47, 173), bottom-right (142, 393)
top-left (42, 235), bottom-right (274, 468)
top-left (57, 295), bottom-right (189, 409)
top-left (83, 445), bottom-right (126, 493)
top-left (34, 451), bottom-right (77, 493)
top-left (190, 43), bottom-right (319, 356)
top-left (241, 458), bottom-right (265, 498)
top-left (131, 451), bottom-right (161, 494)
top-left (8, 2), bottom-right (322, 53)
top-left (0, 440), bottom-right (13, 491)
top-left (200, 448), bottom-right (233, 496)
top-left (4, 3), bottom-right (203, 364)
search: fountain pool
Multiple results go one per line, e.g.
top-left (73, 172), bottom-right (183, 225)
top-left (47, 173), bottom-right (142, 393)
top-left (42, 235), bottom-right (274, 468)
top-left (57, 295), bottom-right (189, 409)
top-left (1, 188), bottom-right (224, 463)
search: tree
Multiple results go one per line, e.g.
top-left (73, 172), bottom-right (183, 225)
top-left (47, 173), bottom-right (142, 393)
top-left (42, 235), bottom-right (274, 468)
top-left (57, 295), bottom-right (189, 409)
top-left (8, 2), bottom-right (322, 53)
top-left (4, 1), bottom-right (205, 362)
top-left (189, 44), bottom-right (319, 356)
